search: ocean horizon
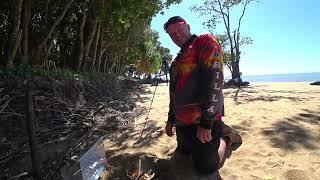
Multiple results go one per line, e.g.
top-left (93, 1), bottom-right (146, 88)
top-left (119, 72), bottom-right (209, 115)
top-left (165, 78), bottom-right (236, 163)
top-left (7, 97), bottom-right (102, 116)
top-left (153, 72), bottom-right (320, 83)
top-left (239, 72), bottom-right (320, 82)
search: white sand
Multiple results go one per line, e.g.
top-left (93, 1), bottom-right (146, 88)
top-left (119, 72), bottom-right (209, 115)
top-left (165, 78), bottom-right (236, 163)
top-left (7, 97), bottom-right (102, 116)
top-left (103, 82), bottom-right (320, 180)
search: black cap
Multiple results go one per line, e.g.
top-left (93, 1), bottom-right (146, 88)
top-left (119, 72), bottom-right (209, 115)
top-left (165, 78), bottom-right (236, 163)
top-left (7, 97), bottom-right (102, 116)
top-left (163, 16), bottom-right (187, 31)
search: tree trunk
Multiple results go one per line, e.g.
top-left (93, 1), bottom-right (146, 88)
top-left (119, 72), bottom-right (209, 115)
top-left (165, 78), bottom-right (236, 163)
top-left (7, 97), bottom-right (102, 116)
top-left (82, 18), bottom-right (97, 71)
top-left (44, 0), bottom-right (51, 25)
top-left (97, 46), bottom-right (106, 72)
top-left (21, 0), bottom-right (31, 65)
top-left (32, 0), bottom-right (75, 65)
top-left (119, 64), bottom-right (126, 76)
top-left (117, 58), bottom-right (122, 76)
top-left (96, 0), bottom-right (106, 73)
top-left (223, 9), bottom-right (237, 79)
top-left (43, 38), bottom-right (54, 69)
top-left (77, 10), bottom-right (87, 71)
top-left (115, 59), bottom-right (119, 75)
top-left (7, 30), bottom-right (23, 68)
top-left (91, 21), bottom-right (101, 72)
top-left (108, 58), bottom-right (117, 74)
top-left (7, 0), bottom-right (24, 68)
top-left (103, 53), bottom-right (108, 73)
top-left (231, 31), bottom-right (241, 80)
top-left (231, 61), bottom-right (240, 80)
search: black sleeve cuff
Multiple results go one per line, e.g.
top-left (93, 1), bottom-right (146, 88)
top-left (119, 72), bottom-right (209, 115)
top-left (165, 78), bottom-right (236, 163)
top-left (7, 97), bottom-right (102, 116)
top-left (199, 111), bottom-right (216, 129)
top-left (199, 120), bottom-right (214, 129)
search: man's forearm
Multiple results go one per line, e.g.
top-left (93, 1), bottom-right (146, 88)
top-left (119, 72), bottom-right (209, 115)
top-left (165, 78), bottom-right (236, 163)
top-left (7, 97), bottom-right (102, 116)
top-left (199, 62), bottom-right (223, 129)
top-left (168, 90), bottom-right (176, 124)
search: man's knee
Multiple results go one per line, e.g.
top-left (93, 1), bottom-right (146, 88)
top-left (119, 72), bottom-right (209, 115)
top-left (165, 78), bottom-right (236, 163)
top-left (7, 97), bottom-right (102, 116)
top-left (192, 152), bottom-right (220, 174)
top-left (193, 160), bottom-right (219, 175)
top-left (176, 143), bottom-right (191, 154)
top-left (218, 138), bottom-right (227, 167)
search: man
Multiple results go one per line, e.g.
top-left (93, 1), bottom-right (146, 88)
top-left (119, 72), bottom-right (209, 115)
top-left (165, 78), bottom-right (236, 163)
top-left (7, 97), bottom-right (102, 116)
top-left (164, 16), bottom-right (242, 176)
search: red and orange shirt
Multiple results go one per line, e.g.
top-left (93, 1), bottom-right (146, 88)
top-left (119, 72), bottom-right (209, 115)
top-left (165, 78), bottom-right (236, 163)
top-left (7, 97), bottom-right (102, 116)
top-left (168, 34), bottom-right (224, 129)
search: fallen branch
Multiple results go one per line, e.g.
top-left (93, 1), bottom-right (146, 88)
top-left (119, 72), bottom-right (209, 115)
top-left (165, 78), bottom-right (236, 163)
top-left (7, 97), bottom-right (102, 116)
top-left (0, 96), bottom-right (16, 113)
top-left (0, 111), bottom-right (26, 117)
top-left (39, 124), bottom-right (70, 134)
top-left (8, 172), bottom-right (29, 179)
top-left (0, 151), bottom-right (28, 168)
top-left (39, 134), bottom-right (73, 147)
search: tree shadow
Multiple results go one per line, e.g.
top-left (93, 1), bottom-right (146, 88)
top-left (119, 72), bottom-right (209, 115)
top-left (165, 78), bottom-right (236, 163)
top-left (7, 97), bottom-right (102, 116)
top-left (261, 109), bottom-right (320, 151)
top-left (104, 151), bottom-right (219, 180)
top-left (260, 89), bottom-right (320, 95)
top-left (233, 87), bottom-right (241, 102)
top-left (129, 86), bottom-right (153, 104)
top-left (102, 120), bottom-right (165, 152)
top-left (130, 84), bottom-right (168, 104)
top-left (61, 120), bottom-right (169, 180)
top-left (232, 88), bottom-right (307, 105)
top-left (230, 123), bottom-right (251, 134)
top-left (133, 122), bottom-right (164, 148)
top-left (100, 118), bottom-right (221, 179)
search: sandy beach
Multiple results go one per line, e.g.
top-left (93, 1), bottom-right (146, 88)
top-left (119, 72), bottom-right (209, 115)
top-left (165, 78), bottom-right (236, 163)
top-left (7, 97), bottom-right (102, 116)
top-left (103, 82), bottom-right (320, 180)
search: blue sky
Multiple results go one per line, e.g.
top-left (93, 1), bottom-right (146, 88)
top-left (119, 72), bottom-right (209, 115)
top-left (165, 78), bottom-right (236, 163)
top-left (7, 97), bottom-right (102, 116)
top-left (151, 0), bottom-right (320, 76)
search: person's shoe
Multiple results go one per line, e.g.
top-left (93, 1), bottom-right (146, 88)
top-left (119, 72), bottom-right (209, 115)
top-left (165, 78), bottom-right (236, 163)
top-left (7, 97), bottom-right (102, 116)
top-left (221, 124), bottom-right (242, 151)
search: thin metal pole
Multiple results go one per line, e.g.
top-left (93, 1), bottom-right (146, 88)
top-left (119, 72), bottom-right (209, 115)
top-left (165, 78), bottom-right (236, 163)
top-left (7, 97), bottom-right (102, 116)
top-left (25, 80), bottom-right (41, 179)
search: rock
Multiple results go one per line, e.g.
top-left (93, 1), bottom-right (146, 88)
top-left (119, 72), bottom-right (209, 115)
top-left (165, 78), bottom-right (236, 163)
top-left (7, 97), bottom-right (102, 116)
top-left (224, 79), bottom-right (250, 88)
top-left (310, 81), bottom-right (320, 85)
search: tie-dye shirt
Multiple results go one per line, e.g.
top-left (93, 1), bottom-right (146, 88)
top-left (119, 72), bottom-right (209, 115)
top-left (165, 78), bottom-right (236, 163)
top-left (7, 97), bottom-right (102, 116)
top-left (168, 34), bottom-right (224, 129)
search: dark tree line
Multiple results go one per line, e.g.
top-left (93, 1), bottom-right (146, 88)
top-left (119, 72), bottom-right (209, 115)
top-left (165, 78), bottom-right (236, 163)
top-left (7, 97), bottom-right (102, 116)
top-left (0, 0), bottom-right (180, 75)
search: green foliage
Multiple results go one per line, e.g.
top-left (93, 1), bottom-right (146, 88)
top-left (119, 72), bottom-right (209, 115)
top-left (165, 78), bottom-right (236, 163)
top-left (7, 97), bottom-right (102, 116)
top-left (134, 30), bottom-right (159, 73)
top-left (0, 65), bottom-right (74, 80)
top-left (0, 65), bottom-right (122, 84)
top-left (82, 72), bottom-right (119, 84)
top-left (1, 0), bottom-right (182, 77)
top-left (0, 65), bottom-right (39, 78)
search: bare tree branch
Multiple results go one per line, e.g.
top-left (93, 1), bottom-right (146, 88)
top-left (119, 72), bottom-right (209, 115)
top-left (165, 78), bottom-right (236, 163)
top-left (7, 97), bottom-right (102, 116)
top-left (237, 0), bottom-right (250, 33)
top-left (217, 0), bottom-right (229, 29)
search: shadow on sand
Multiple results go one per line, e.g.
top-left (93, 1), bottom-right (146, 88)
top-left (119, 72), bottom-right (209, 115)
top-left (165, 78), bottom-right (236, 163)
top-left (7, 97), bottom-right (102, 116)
top-left (101, 119), bottom-right (220, 180)
top-left (104, 151), bottom-right (219, 180)
top-left (262, 109), bottom-right (320, 151)
top-left (103, 120), bottom-right (165, 153)
top-left (231, 87), bottom-right (309, 105)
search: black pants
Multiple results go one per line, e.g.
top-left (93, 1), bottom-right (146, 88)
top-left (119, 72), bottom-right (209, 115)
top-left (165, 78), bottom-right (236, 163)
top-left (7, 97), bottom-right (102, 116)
top-left (175, 121), bottom-right (223, 174)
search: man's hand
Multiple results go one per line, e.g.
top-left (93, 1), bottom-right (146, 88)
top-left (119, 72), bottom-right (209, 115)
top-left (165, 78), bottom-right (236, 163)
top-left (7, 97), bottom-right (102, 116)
top-left (165, 121), bottom-right (174, 137)
top-left (196, 126), bottom-right (212, 143)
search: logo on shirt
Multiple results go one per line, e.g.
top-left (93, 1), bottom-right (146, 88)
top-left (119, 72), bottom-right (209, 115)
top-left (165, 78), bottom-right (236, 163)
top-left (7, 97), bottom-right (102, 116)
top-left (213, 61), bottom-right (221, 69)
